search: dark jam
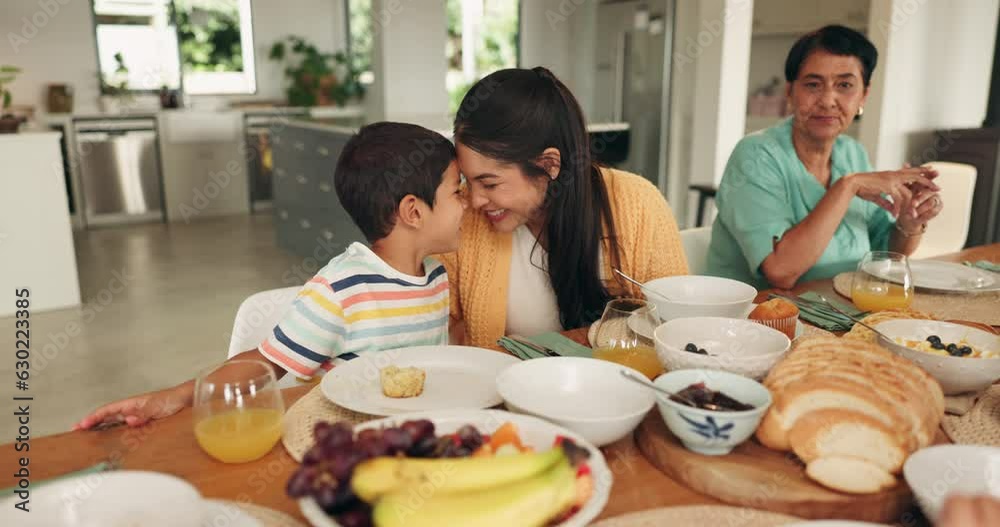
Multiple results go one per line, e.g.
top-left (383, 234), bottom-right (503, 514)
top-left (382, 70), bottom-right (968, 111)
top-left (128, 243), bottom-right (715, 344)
top-left (669, 382), bottom-right (755, 411)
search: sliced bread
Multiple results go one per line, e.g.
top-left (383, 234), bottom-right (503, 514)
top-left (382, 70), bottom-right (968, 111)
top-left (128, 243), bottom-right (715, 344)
top-left (788, 409), bottom-right (907, 473)
top-left (805, 456), bottom-right (898, 494)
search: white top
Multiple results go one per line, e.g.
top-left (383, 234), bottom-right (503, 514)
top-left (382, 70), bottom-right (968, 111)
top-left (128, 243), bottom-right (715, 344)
top-left (505, 226), bottom-right (563, 336)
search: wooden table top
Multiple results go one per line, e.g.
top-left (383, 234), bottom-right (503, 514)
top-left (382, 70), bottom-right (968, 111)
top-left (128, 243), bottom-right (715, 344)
top-left (3, 243), bottom-right (998, 523)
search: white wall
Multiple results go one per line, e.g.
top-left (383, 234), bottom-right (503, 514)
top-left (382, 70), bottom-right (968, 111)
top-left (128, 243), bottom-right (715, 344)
top-left (0, 0), bottom-right (347, 114)
top-left (519, 0), bottom-right (574, 89)
top-left (861, 0), bottom-right (999, 170)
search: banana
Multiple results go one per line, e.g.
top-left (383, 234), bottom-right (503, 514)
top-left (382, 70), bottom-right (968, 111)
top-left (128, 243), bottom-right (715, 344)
top-left (351, 446), bottom-right (565, 503)
top-left (372, 457), bottom-right (577, 527)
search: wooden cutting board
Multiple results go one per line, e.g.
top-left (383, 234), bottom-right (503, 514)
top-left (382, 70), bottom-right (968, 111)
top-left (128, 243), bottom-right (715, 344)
top-left (635, 413), bottom-right (915, 523)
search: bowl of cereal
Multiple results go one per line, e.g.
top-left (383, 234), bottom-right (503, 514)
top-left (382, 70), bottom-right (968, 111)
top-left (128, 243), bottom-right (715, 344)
top-left (875, 319), bottom-right (1000, 394)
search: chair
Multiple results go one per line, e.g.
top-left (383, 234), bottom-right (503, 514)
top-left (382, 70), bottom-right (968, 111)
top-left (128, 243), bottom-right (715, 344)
top-left (680, 226), bottom-right (713, 275)
top-left (227, 286), bottom-right (302, 388)
top-left (910, 162), bottom-right (977, 259)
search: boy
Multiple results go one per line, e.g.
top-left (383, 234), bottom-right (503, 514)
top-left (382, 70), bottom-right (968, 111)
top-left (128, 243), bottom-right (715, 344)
top-left (74, 122), bottom-right (466, 430)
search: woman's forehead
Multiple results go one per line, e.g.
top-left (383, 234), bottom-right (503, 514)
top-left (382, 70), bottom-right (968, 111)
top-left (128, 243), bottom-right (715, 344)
top-left (798, 49), bottom-right (863, 78)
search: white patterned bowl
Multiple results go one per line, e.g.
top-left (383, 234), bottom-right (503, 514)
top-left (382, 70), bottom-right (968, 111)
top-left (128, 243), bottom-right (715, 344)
top-left (654, 317), bottom-right (791, 380)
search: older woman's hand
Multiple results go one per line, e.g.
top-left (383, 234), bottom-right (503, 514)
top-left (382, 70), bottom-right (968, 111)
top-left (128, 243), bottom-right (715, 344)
top-left (938, 495), bottom-right (1000, 526)
top-left (842, 165), bottom-right (940, 218)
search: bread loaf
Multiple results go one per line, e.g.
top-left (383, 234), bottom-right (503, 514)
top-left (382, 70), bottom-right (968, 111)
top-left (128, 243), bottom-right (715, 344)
top-left (756, 336), bottom-right (944, 493)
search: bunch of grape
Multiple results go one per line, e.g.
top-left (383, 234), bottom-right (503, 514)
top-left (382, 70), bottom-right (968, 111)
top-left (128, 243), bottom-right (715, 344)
top-left (286, 419), bottom-right (487, 527)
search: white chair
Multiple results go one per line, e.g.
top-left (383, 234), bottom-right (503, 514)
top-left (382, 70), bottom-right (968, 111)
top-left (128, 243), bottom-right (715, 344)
top-left (227, 286), bottom-right (302, 388)
top-left (680, 226), bottom-right (713, 275)
top-left (910, 162), bottom-right (977, 259)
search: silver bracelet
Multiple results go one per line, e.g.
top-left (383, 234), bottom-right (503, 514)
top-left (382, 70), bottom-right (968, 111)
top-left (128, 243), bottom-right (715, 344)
top-left (894, 222), bottom-right (926, 237)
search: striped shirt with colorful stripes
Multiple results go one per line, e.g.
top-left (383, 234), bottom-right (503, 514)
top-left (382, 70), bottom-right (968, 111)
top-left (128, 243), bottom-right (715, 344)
top-left (258, 242), bottom-right (449, 378)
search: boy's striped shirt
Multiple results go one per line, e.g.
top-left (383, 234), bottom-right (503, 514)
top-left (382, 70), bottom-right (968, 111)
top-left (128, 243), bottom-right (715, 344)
top-left (259, 243), bottom-right (449, 378)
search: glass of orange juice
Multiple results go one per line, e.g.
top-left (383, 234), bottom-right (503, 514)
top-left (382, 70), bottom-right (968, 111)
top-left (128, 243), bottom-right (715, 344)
top-left (592, 298), bottom-right (665, 380)
top-left (194, 360), bottom-right (285, 463)
top-left (852, 251), bottom-right (915, 312)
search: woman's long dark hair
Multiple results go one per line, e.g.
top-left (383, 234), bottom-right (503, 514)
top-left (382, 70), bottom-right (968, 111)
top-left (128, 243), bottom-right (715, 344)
top-left (454, 66), bottom-right (622, 329)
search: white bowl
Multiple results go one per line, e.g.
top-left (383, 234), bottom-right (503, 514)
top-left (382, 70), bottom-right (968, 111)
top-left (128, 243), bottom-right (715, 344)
top-left (875, 319), bottom-right (1000, 394)
top-left (642, 276), bottom-right (757, 322)
top-left (299, 409), bottom-right (612, 527)
top-left (653, 317), bottom-right (791, 380)
top-left (496, 357), bottom-right (656, 446)
top-left (653, 369), bottom-right (772, 455)
top-left (903, 445), bottom-right (1000, 522)
top-left (0, 471), bottom-right (205, 526)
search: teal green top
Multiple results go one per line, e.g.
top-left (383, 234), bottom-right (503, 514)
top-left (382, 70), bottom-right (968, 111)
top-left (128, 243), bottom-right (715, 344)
top-left (706, 118), bottom-right (895, 289)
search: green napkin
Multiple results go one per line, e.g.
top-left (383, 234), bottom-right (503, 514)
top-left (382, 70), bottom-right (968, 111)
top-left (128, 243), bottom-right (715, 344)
top-left (772, 292), bottom-right (864, 332)
top-left (497, 332), bottom-right (592, 360)
top-left (965, 260), bottom-right (1000, 273)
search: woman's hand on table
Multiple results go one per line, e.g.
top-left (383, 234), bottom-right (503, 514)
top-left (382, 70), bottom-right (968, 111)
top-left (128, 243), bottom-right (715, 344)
top-left (72, 383), bottom-right (192, 431)
top-left (842, 166), bottom-right (939, 218)
top-left (938, 495), bottom-right (1000, 526)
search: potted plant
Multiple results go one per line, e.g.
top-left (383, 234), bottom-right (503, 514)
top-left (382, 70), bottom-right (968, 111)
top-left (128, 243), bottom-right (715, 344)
top-left (268, 36), bottom-right (366, 107)
top-left (99, 52), bottom-right (134, 113)
top-left (0, 65), bottom-right (24, 133)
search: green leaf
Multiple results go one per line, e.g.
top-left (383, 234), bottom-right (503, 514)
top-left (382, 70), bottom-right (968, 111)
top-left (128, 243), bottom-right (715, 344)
top-left (268, 42), bottom-right (285, 60)
top-left (0, 66), bottom-right (20, 74)
top-left (3, 91), bottom-right (11, 109)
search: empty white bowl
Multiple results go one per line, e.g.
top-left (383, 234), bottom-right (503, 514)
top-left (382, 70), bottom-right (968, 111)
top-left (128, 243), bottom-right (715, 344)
top-left (654, 317), bottom-right (791, 380)
top-left (875, 319), bottom-right (1000, 394)
top-left (903, 445), bottom-right (1000, 522)
top-left (642, 276), bottom-right (757, 322)
top-left (0, 471), bottom-right (205, 526)
top-left (653, 369), bottom-right (772, 455)
top-left (496, 357), bottom-right (656, 446)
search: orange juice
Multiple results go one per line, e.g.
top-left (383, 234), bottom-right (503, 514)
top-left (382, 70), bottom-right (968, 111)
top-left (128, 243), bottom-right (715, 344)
top-left (852, 283), bottom-right (913, 311)
top-left (593, 345), bottom-right (665, 380)
top-left (195, 408), bottom-right (283, 463)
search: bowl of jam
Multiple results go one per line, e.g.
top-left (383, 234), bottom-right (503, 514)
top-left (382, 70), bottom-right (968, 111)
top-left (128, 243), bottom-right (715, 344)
top-left (653, 369), bottom-right (772, 455)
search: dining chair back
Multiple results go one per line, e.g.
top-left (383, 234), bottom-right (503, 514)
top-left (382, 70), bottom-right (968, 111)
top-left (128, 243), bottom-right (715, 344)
top-left (911, 162), bottom-right (977, 259)
top-left (228, 285), bottom-right (302, 388)
top-left (680, 226), bottom-right (713, 275)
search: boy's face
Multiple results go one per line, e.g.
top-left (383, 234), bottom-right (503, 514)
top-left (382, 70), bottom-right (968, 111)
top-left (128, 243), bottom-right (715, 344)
top-left (421, 161), bottom-right (467, 253)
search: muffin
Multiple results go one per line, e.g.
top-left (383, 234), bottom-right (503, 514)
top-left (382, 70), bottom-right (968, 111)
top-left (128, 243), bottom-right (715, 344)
top-left (380, 365), bottom-right (426, 398)
top-left (748, 298), bottom-right (799, 340)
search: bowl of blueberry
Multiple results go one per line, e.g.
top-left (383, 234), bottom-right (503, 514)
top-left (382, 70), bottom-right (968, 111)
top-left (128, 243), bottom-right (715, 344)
top-left (653, 317), bottom-right (791, 380)
top-left (875, 319), bottom-right (1000, 394)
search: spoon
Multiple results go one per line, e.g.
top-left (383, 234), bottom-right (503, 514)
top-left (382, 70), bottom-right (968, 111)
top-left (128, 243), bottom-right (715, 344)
top-left (613, 268), bottom-right (673, 302)
top-left (619, 369), bottom-right (722, 411)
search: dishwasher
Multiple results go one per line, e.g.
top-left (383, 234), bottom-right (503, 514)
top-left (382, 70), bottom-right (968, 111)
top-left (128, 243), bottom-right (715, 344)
top-left (75, 117), bottom-right (165, 227)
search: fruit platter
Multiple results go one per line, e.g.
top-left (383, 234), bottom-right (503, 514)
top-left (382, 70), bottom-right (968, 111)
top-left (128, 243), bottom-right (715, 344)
top-left (289, 410), bottom-right (612, 527)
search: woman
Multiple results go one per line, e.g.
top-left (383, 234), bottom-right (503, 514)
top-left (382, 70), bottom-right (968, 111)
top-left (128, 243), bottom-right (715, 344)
top-left (438, 67), bottom-right (688, 348)
top-left (706, 25), bottom-right (943, 289)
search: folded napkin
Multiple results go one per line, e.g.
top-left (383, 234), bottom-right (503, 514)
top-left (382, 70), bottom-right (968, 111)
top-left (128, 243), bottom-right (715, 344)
top-left (498, 332), bottom-right (592, 360)
top-left (965, 260), bottom-right (1000, 273)
top-left (772, 291), bottom-right (865, 333)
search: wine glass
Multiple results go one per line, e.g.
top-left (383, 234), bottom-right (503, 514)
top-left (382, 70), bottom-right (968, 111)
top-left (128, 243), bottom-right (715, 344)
top-left (193, 360), bottom-right (285, 463)
top-left (851, 251), bottom-right (915, 312)
top-left (592, 298), bottom-right (665, 380)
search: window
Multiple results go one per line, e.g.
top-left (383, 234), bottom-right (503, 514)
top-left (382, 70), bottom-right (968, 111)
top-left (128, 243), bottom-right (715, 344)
top-left (446, 0), bottom-right (519, 113)
top-left (346, 0), bottom-right (374, 84)
top-left (92, 0), bottom-right (255, 95)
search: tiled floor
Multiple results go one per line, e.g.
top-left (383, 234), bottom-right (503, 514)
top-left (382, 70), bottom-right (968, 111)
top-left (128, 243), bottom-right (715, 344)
top-left (0, 214), bottom-right (304, 438)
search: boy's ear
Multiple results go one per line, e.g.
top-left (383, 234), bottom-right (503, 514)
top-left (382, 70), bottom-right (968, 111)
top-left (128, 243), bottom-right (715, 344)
top-left (396, 195), bottom-right (423, 229)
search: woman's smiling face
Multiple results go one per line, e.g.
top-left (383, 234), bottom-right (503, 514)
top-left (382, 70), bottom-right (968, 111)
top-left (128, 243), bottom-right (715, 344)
top-left (456, 142), bottom-right (550, 234)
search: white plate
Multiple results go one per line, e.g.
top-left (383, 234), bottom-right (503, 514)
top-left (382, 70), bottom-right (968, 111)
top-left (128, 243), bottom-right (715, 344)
top-left (299, 409), bottom-right (612, 527)
top-left (201, 500), bottom-right (263, 527)
top-left (320, 345), bottom-right (519, 416)
top-left (904, 444), bottom-right (1000, 522)
top-left (868, 259), bottom-right (998, 293)
top-left (627, 303), bottom-right (804, 340)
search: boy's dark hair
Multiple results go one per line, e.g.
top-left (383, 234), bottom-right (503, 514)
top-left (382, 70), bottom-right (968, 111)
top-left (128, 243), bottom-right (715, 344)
top-left (785, 25), bottom-right (878, 86)
top-left (334, 122), bottom-right (456, 242)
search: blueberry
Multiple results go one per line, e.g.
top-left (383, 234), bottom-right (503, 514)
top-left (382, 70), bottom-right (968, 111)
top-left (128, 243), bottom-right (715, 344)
top-left (932, 341), bottom-right (946, 350)
top-left (685, 343), bottom-right (698, 353)
top-left (697, 348), bottom-right (709, 355)
top-left (946, 343), bottom-right (958, 353)
top-left (927, 335), bottom-right (941, 344)
top-left (960, 346), bottom-right (973, 356)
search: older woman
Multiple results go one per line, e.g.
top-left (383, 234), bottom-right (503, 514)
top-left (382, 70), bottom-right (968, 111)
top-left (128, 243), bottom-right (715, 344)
top-left (438, 67), bottom-right (688, 348)
top-left (707, 25), bottom-right (942, 289)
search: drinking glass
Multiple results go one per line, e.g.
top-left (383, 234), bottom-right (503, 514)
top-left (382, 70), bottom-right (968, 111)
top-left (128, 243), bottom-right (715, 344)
top-left (193, 360), bottom-right (285, 463)
top-left (851, 251), bottom-right (915, 312)
top-left (592, 298), bottom-right (665, 380)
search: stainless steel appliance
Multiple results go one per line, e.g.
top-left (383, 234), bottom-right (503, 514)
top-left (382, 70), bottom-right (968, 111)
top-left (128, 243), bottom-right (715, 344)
top-left (75, 117), bottom-right (164, 227)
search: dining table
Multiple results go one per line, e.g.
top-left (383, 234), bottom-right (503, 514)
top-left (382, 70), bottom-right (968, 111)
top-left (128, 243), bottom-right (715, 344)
top-left (2, 243), bottom-right (998, 524)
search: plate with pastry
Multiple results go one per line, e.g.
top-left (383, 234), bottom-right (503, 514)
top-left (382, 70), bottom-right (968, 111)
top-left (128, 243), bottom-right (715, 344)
top-left (320, 345), bottom-right (519, 416)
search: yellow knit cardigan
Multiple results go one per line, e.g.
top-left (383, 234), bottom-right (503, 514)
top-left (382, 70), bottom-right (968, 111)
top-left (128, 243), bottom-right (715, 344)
top-left (435, 167), bottom-right (689, 349)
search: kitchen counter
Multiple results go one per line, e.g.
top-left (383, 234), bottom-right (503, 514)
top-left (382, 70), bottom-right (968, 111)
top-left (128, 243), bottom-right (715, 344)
top-left (0, 132), bottom-right (81, 316)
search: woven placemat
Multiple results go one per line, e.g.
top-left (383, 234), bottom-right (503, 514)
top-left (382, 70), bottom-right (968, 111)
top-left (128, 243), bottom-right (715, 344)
top-left (589, 506), bottom-right (803, 527)
top-left (209, 500), bottom-right (307, 527)
top-left (942, 384), bottom-right (1000, 446)
top-left (282, 385), bottom-right (376, 462)
top-left (833, 272), bottom-right (1000, 326)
